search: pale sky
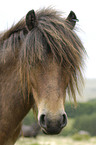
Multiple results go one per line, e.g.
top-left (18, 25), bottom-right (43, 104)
top-left (0, 0), bottom-right (96, 79)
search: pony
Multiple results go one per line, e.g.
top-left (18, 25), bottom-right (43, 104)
top-left (0, 8), bottom-right (86, 145)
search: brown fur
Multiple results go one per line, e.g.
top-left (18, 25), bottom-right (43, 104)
top-left (0, 8), bottom-right (86, 144)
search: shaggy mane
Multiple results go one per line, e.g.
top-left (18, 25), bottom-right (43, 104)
top-left (0, 8), bottom-right (86, 103)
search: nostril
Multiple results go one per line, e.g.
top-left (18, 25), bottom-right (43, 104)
top-left (61, 113), bottom-right (67, 128)
top-left (39, 114), bottom-right (46, 128)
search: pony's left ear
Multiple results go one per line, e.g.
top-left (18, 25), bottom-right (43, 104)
top-left (66, 11), bottom-right (79, 29)
top-left (26, 10), bottom-right (37, 31)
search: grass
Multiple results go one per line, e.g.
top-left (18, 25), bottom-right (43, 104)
top-left (72, 133), bottom-right (90, 141)
top-left (15, 136), bottom-right (96, 145)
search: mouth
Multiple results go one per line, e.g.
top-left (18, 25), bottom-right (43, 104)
top-left (41, 126), bottom-right (62, 135)
top-left (41, 127), bottom-right (48, 134)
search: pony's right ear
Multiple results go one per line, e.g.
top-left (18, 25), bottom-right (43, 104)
top-left (26, 10), bottom-right (37, 31)
top-left (66, 11), bottom-right (79, 29)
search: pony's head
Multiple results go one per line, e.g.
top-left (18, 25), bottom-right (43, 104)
top-left (20, 9), bottom-right (85, 135)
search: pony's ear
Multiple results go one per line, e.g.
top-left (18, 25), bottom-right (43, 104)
top-left (26, 10), bottom-right (37, 31)
top-left (66, 11), bottom-right (79, 29)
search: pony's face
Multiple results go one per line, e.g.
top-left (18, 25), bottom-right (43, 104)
top-left (31, 57), bottom-right (69, 134)
top-left (24, 9), bottom-right (85, 135)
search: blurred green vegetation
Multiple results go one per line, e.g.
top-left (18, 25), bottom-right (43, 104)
top-left (73, 113), bottom-right (96, 136)
top-left (65, 100), bottom-right (96, 118)
top-left (23, 110), bottom-right (36, 125)
top-left (23, 99), bottom-right (96, 136)
top-left (72, 133), bottom-right (90, 140)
